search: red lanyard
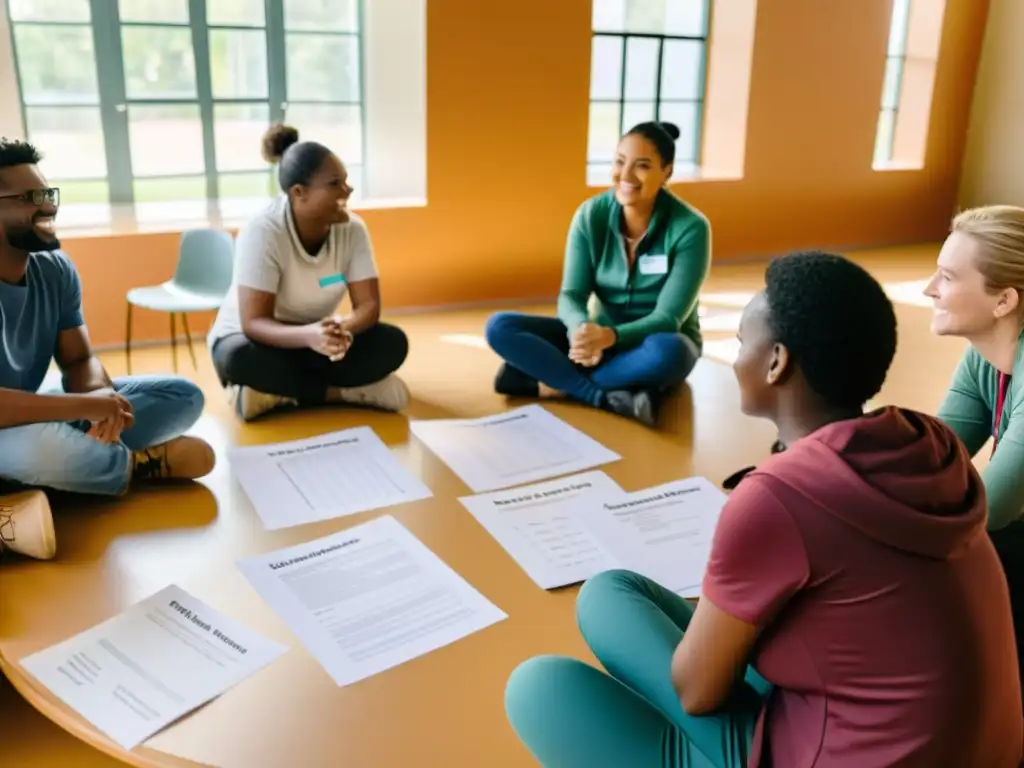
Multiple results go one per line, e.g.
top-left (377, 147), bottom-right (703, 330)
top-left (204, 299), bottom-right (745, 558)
top-left (993, 372), bottom-right (1011, 452)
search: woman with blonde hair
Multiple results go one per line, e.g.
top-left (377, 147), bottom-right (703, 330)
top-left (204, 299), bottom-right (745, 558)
top-left (925, 203), bottom-right (1024, 704)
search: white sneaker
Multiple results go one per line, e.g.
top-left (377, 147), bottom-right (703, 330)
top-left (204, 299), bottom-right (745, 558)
top-left (0, 490), bottom-right (56, 561)
top-left (230, 386), bottom-right (298, 421)
top-left (336, 374), bottom-right (410, 412)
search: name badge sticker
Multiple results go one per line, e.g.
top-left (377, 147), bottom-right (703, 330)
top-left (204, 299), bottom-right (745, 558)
top-left (318, 273), bottom-right (347, 288)
top-left (638, 254), bottom-right (669, 275)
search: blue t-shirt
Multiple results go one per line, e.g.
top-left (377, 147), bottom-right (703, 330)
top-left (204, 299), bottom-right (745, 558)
top-left (0, 251), bottom-right (84, 393)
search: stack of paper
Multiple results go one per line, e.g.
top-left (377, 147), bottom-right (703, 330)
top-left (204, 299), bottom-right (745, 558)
top-left (228, 427), bottom-right (433, 530)
top-left (459, 471), bottom-right (727, 597)
top-left (410, 404), bottom-right (621, 492)
top-left (19, 585), bottom-right (287, 750)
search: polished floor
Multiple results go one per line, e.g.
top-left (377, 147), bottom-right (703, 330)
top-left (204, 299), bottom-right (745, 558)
top-left (0, 244), bottom-right (976, 766)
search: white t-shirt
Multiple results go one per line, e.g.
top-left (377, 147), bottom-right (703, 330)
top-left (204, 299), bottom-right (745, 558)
top-left (208, 194), bottom-right (379, 348)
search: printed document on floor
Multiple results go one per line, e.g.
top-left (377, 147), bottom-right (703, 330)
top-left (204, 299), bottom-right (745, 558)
top-left (237, 515), bottom-right (507, 687)
top-left (460, 474), bottom-right (728, 597)
top-left (228, 426), bottom-right (433, 530)
top-left (458, 471), bottom-right (626, 589)
top-left (409, 404), bottom-right (621, 492)
top-left (18, 584), bottom-right (287, 751)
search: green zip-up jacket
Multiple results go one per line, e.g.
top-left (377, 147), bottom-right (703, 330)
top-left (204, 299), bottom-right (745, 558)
top-left (556, 188), bottom-right (711, 350)
top-left (937, 331), bottom-right (1024, 530)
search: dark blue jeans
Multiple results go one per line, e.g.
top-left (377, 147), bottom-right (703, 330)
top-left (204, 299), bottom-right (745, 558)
top-left (484, 312), bottom-right (699, 407)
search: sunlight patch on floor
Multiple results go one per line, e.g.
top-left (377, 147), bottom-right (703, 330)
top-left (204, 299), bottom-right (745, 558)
top-left (700, 291), bottom-right (755, 310)
top-left (440, 333), bottom-right (489, 349)
top-left (702, 337), bottom-right (741, 366)
top-left (884, 279), bottom-right (932, 308)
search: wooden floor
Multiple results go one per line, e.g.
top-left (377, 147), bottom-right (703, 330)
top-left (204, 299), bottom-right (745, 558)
top-left (0, 244), bottom-right (974, 767)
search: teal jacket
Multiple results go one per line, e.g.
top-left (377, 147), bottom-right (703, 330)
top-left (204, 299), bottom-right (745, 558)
top-left (937, 331), bottom-right (1024, 530)
top-left (556, 188), bottom-right (711, 350)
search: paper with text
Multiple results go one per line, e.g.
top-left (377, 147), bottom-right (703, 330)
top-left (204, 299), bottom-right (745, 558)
top-left (229, 427), bottom-right (433, 530)
top-left (237, 515), bottom-right (507, 687)
top-left (458, 471), bottom-right (625, 589)
top-left (19, 584), bottom-right (287, 751)
top-left (586, 476), bottom-right (728, 597)
top-left (410, 404), bottom-right (621, 492)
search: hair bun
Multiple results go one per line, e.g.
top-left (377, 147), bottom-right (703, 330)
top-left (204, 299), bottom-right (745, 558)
top-left (261, 123), bottom-right (300, 163)
top-left (659, 122), bottom-right (681, 141)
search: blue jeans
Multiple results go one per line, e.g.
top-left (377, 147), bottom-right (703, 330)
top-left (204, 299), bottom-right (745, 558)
top-left (485, 312), bottom-right (700, 407)
top-left (0, 375), bottom-right (205, 496)
top-left (505, 570), bottom-right (770, 767)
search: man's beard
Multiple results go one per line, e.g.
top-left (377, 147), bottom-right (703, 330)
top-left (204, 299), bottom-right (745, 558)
top-left (5, 224), bottom-right (60, 253)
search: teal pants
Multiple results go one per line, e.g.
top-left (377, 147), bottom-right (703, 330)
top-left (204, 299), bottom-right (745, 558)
top-left (505, 570), bottom-right (771, 767)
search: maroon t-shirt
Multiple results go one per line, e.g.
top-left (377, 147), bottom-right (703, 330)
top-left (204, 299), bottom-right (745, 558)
top-left (703, 407), bottom-right (1023, 767)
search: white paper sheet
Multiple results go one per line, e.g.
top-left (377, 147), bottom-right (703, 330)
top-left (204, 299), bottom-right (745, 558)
top-left (237, 515), bottom-right (507, 687)
top-left (410, 404), bottom-right (621, 492)
top-left (586, 476), bottom-right (728, 597)
top-left (228, 427), bottom-right (433, 530)
top-left (19, 584), bottom-right (287, 751)
top-left (458, 471), bottom-right (626, 589)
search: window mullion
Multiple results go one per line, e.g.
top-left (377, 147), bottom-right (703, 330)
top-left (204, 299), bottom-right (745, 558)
top-left (188, 0), bottom-right (218, 200)
top-left (89, 0), bottom-right (134, 204)
top-left (266, 0), bottom-right (287, 124)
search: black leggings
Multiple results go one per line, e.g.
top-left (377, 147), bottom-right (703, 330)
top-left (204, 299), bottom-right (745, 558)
top-left (990, 520), bottom-right (1024, 714)
top-left (211, 322), bottom-right (409, 404)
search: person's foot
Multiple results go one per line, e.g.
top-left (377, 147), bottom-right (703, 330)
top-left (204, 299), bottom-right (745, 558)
top-left (602, 390), bottom-right (657, 427)
top-left (334, 374), bottom-right (410, 412)
top-left (230, 385), bottom-right (298, 422)
top-left (494, 363), bottom-right (540, 397)
top-left (0, 490), bottom-right (56, 561)
top-left (132, 436), bottom-right (216, 481)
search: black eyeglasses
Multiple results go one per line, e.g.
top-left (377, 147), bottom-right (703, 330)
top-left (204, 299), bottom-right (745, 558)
top-left (0, 187), bottom-right (59, 207)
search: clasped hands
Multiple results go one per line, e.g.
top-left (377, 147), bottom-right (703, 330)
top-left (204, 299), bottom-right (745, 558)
top-left (308, 315), bottom-right (354, 362)
top-left (569, 322), bottom-right (616, 367)
top-left (82, 388), bottom-right (135, 445)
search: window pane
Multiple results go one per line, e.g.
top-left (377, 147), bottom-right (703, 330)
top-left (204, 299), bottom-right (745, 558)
top-left (214, 103), bottom-right (271, 171)
top-left (220, 171), bottom-right (274, 199)
top-left (25, 106), bottom-right (106, 179)
top-left (286, 34), bottom-right (360, 101)
top-left (626, 0), bottom-right (665, 33)
top-left (134, 176), bottom-right (206, 202)
top-left (590, 35), bottom-right (623, 100)
top-left (14, 26), bottom-right (99, 105)
top-left (874, 108), bottom-right (896, 165)
top-left (284, 104), bottom-right (363, 163)
top-left (122, 27), bottom-right (197, 99)
top-left (587, 162), bottom-right (614, 186)
top-left (592, 0), bottom-right (627, 32)
top-left (887, 0), bottom-right (911, 56)
top-left (210, 29), bottom-right (268, 99)
top-left (54, 179), bottom-right (109, 204)
top-left (284, 0), bottom-right (358, 32)
top-left (118, 0), bottom-right (189, 23)
top-left (587, 102), bottom-right (621, 162)
top-left (129, 104), bottom-right (205, 176)
top-left (665, 0), bottom-right (706, 36)
top-left (657, 101), bottom-right (698, 162)
top-left (9, 0), bottom-right (89, 22)
top-left (881, 56), bottom-right (903, 110)
top-left (622, 101), bottom-right (656, 132)
top-left (207, 0), bottom-right (266, 26)
top-left (661, 39), bottom-right (703, 101)
top-left (624, 37), bottom-right (659, 100)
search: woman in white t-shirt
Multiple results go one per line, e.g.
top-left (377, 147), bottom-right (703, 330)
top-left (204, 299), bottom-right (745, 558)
top-left (208, 124), bottom-right (410, 421)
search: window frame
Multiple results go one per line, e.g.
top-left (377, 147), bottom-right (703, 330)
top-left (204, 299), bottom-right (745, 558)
top-left (4, 0), bottom-right (367, 205)
top-left (874, 0), bottom-right (910, 167)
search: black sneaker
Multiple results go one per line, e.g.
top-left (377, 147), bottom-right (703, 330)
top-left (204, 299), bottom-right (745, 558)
top-left (602, 390), bottom-right (657, 427)
top-left (494, 363), bottom-right (540, 397)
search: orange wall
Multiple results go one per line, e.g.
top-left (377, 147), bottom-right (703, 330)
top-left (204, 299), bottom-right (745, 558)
top-left (66, 0), bottom-right (990, 348)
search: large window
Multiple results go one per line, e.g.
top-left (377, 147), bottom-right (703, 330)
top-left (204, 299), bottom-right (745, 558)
top-left (6, 0), bottom-right (363, 206)
top-left (587, 0), bottom-right (711, 186)
top-left (874, 0), bottom-right (910, 166)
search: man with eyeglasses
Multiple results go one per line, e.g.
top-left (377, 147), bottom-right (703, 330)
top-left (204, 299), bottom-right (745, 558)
top-left (0, 138), bottom-right (216, 562)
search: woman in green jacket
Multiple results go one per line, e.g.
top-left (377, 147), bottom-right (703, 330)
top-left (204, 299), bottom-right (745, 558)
top-left (484, 121), bottom-right (711, 427)
top-left (926, 203), bottom-right (1024, 705)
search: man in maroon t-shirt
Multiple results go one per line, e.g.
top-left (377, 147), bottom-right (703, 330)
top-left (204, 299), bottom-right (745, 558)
top-left (505, 251), bottom-right (1023, 767)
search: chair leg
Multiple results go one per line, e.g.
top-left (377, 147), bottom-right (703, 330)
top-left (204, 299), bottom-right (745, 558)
top-left (181, 313), bottom-right (198, 370)
top-left (125, 302), bottom-right (133, 375)
top-left (170, 313), bottom-right (178, 373)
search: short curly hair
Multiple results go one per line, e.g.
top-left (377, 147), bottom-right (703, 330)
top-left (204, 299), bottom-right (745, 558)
top-left (0, 137), bottom-right (42, 169)
top-left (764, 250), bottom-right (897, 408)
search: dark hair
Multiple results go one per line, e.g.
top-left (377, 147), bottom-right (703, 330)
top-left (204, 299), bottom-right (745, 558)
top-left (624, 121), bottom-right (680, 166)
top-left (260, 123), bottom-right (333, 191)
top-left (0, 137), bottom-right (42, 169)
top-left (764, 250), bottom-right (897, 408)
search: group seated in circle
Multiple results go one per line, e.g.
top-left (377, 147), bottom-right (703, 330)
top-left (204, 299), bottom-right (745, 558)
top-left (0, 123), bottom-right (1023, 766)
